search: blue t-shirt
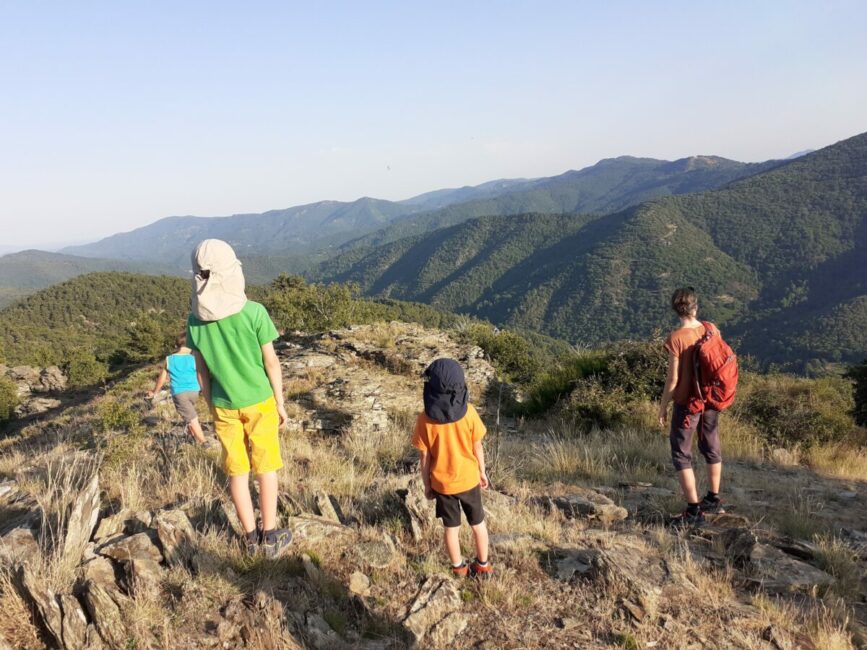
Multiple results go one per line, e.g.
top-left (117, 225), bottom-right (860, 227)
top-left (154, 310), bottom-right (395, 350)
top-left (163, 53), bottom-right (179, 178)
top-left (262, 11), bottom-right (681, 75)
top-left (166, 353), bottom-right (200, 395)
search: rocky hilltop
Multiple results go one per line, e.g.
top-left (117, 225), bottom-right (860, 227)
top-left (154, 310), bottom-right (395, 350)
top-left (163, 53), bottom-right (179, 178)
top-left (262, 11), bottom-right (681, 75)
top-left (0, 322), bottom-right (865, 649)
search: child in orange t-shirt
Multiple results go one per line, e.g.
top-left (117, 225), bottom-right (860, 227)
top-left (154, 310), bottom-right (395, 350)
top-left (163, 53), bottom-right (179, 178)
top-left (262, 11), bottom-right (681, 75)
top-left (412, 358), bottom-right (492, 578)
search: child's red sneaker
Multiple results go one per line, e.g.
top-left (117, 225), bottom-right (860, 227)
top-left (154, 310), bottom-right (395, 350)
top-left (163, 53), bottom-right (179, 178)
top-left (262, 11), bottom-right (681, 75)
top-left (451, 562), bottom-right (469, 577)
top-left (470, 559), bottom-right (493, 579)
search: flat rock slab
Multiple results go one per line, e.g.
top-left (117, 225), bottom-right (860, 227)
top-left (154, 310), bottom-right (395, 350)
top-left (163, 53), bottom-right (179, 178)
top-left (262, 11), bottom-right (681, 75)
top-left (534, 490), bottom-right (628, 525)
top-left (285, 515), bottom-right (349, 544)
top-left (354, 536), bottom-right (398, 569)
top-left (98, 531), bottom-right (163, 564)
top-left (748, 544), bottom-right (835, 594)
top-left (403, 577), bottom-right (468, 648)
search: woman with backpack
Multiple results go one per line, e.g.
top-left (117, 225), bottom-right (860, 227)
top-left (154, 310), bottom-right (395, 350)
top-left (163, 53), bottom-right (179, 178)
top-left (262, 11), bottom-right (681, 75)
top-left (659, 287), bottom-right (737, 528)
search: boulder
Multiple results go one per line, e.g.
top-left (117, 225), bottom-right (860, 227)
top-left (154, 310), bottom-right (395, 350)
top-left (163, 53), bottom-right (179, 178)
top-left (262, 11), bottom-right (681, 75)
top-left (354, 536), bottom-right (398, 569)
top-left (98, 532), bottom-right (163, 564)
top-left (305, 612), bottom-right (340, 649)
top-left (349, 571), bottom-right (371, 597)
top-left (0, 479), bottom-right (16, 500)
top-left (395, 478), bottom-right (436, 541)
top-left (403, 577), bottom-right (468, 647)
top-left (15, 397), bottom-right (62, 417)
top-left (81, 556), bottom-right (120, 591)
top-left (59, 594), bottom-right (89, 650)
top-left (83, 580), bottom-right (127, 648)
top-left (93, 510), bottom-right (131, 542)
top-left (0, 527), bottom-right (40, 566)
top-left (153, 509), bottom-right (196, 566)
top-left (124, 558), bottom-right (163, 596)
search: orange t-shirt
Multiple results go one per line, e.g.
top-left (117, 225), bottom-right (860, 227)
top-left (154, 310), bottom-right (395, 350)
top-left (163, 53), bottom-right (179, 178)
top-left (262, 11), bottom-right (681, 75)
top-left (412, 403), bottom-right (487, 495)
top-left (664, 324), bottom-right (707, 406)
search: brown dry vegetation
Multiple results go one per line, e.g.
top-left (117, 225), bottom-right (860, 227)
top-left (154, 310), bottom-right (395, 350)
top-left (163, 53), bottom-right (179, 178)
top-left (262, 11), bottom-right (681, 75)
top-left (0, 323), bottom-right (865, 649)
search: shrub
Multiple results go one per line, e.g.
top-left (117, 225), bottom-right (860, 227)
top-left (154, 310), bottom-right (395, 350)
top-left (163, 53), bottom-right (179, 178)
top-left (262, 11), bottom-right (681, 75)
top-left (124, 316), bottom-right (179, 363)
top-left (523, 340), bottom-right (667, 426)
top-left (96, 398), bottom-right (141, 433)
top-left (462, 323), bottom-right (542, 384)
top-left (845, 360), bottom-right (867, 427)
top-left (263, 275), bottom-right (358, 333)
top-left (0, 376), bottom-right (19, 423)
top-left (63, 350), bottom-right (108, 388)
top-left (734, 374), bottom-right (856, 448)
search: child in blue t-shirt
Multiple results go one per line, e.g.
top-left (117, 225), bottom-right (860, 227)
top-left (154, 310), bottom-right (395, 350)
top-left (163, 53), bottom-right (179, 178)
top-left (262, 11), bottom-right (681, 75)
top-left (147, 333), bottom-right (206, 443)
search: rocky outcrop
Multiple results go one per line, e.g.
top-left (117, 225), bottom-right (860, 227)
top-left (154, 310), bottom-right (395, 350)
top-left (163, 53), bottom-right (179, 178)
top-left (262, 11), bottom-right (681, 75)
top-left (98, 531), bottom-right (163, 564)
top-left (395, 478), bottom-right (436, 541)
top-left (83, 579), bottom-right (127, 648)
top-left (533, 489), bottom-right (628, 525)
top-left (403, 577), bottom-right (468, 648)
top-left (2, 365), bottom-right (67, 417)
top-left (153, 508), bottom-right (196, 566)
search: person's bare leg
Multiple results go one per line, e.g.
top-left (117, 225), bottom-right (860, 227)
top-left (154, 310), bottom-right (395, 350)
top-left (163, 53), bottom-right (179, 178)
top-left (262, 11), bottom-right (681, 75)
top-left (707, 462), bottom-right (722, 495)
top-left (229, 474), bottom-right (256, 534)
top-left (444, 527), bottom-right (462, 565)
top-left (187, 418), bottom-right (206, 444)
top-left (676, 468), bottom-right (700, 504)
top-left (257, 471), bottom-right (278, 532)
top-left (471, 521), bottom-right (489, 563)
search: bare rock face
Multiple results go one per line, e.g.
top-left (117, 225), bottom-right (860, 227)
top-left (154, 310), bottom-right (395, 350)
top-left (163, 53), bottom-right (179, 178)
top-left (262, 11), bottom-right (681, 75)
top-left (62, 468), bottom-right (101, 566)
top-left (14, 566), bottom-right (64, 647)
top-left (93, 509), bottom-right (132, 542)
top-left (349, 571), bottom-right (371, 596)
top-left (83, 580), bottom-right (127, 648)
top-left (153, 508), bottom-right (196, 566)
top-left (285, 515), bottom-right (349, 544)
top-left (81, 556), bottom-right (121, 591)
top-left (59, 593), bottom-right (89, 650)
top-left (720, 527), bottom-right (758, 566)
top-left (403, 577), bottom-right (468, 648)
top-left (98, 531), bottom-right (163, 564)
top-left (395, 478), bottom-right (436, 541)
top-left (354, 535), bottom-right (398, 570)
top-left (748, 544), bottom-right (835, 594)
top-left (124, 558), bottom-right (163, 596)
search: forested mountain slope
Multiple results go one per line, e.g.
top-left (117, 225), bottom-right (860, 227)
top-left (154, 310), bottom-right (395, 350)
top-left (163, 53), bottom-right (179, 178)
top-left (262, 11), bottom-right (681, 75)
top-left (319, 132), bottom-right (867, 368)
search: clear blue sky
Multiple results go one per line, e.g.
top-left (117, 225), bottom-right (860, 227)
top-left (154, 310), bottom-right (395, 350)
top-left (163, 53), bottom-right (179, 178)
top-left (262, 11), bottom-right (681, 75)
top-left (1, 1), bottom-right (865, 249)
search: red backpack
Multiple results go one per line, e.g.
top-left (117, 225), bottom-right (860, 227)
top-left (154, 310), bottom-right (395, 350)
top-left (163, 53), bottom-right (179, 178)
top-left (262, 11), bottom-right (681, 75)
top-left (687, 321), bottom-right (738, 414)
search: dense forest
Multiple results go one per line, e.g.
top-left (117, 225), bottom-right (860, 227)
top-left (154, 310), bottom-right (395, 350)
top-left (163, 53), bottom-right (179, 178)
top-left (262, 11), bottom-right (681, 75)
top-left (317, 132), bottom-right (867, 369)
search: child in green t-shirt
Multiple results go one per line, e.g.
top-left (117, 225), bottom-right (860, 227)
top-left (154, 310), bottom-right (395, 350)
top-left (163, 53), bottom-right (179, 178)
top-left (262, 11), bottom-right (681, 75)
top-left (186, 239), bottom-right (291, 558)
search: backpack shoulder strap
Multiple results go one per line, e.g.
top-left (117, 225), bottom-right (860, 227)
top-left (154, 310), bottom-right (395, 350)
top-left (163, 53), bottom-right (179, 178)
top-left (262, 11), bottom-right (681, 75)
top-left (700, 321), bottom-right (716, 338)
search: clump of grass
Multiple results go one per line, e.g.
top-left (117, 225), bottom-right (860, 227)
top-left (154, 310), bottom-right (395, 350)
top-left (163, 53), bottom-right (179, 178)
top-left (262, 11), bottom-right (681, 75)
top-left (806, 443), bottom-right (867, 481)
top-left (772, 492), bottom-right (828, 539)
top-left (814, 535), bottom-right (861, 599)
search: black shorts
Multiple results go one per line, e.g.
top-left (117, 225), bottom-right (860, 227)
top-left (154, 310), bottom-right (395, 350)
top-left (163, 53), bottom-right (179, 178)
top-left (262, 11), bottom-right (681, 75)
top-left (434, 485), bottom-right (484, 528)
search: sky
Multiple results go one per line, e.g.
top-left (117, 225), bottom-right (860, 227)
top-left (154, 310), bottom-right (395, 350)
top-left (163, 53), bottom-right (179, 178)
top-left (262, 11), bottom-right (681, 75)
top-left (0, 1), bottom-right (865, 250)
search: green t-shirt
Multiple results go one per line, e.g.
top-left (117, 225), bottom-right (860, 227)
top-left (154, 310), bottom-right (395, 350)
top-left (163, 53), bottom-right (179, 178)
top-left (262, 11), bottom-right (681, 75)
top-left (186, 301), bottom-right (279, 409)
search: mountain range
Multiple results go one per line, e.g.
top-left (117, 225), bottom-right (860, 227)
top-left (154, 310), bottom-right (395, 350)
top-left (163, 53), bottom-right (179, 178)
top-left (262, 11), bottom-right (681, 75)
top-left (317, 132), bottom-right (867, 368)
top-left (58, 154), bottom-right (775, 271)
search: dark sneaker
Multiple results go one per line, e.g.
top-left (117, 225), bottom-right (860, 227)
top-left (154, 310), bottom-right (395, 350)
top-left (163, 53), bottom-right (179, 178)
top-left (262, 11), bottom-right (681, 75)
top-left (470, 559), bottom-right (493, 580)
top-left (244, 527), bottom-right (262, 557)
top-left (699, 495), bottom-right (726, 514)
top-left (261, 529), bottom-right (293, 559)
top-left (669, 509), bottom-right (705, 529)
top-left (451, 562), bottom-right (469, 578)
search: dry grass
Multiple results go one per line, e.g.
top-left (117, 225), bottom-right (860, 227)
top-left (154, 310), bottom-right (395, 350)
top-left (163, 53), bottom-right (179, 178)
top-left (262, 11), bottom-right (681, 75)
top-left (814, 535), bottom-right (862, 600)
top-left (806, 443), bottom-right (867, 481)
top-left (0, 569), bottom-right (42, 649)
top-left (753, 594), bottom-right (855, 650)
top-left (771, 491), bottom-right (829, 540)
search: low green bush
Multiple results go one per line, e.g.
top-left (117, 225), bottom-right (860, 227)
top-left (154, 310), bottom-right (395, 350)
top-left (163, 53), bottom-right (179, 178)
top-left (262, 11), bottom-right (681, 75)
top-left (462, 323), bottom-right (542, 384)
top-left (734, 374), bottom-right (856, 448)
top-left (64, 349), bottom-right (108, 388)
top-left (0, 376), bottom-right (19, 423)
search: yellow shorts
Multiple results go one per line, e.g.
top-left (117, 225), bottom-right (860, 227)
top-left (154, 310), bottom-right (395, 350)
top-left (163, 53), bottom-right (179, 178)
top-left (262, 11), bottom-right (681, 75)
top-left (212, 396), bottom-right (283, 477)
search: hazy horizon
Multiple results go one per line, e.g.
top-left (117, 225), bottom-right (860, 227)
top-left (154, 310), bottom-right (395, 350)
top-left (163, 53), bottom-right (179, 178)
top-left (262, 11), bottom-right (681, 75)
top-left (2, 1), bottom-right (866, 248)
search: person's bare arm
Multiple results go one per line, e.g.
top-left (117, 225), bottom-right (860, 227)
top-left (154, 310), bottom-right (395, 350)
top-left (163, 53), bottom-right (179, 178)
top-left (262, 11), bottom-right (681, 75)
top-left (419, 450), bottom-right (434, 500)
top-left (474, 440), bottom-right (489, 489)
top-left (262, 342), bottom-right (288, 427)
top-left (658, 352), bottom-right (679, 427)
top-left (147, 366), bottom-right (168, 398)
top-left (193, 350), bottom-right (212, 406)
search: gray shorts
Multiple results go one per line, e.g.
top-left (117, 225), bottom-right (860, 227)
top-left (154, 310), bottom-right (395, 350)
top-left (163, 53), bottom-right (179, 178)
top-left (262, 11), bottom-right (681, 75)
top-left (172, 391), bottom-right (200, 424)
